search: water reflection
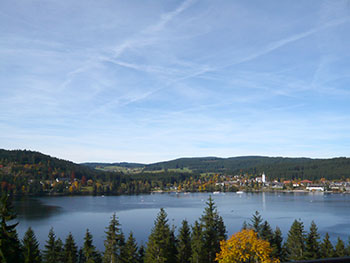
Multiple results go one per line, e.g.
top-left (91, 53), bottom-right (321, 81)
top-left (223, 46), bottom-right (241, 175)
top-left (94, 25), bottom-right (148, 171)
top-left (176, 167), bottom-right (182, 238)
top-left (14, 197), bottom-right (62, 221)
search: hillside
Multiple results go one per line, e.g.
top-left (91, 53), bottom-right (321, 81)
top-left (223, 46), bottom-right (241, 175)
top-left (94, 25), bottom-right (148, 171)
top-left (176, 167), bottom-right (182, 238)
top-left (144, 156), bottom-right (350, 180)
top-left (0, 149), bottom-right (102, 180)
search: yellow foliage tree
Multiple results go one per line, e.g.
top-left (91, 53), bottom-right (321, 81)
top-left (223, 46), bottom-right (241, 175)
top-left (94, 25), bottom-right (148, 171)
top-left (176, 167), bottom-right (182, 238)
top-left (216, 229), bottom-right (280, 263)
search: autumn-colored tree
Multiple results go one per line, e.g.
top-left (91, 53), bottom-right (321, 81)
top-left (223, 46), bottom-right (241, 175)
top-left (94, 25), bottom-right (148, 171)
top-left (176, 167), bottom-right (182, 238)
top-left (215, 229), bottom-right (279, 263)
top-left (81, 176), bottom-right (87, 186)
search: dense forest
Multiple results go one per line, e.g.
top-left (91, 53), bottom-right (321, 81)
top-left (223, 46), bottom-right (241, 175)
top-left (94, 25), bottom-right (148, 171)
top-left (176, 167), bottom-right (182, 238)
top-left (1, 194), bottom-right (349, 263)
top-left (1, 149), bottom-right (350, 196)
top-left (144, 156), bottom-right (350, 180)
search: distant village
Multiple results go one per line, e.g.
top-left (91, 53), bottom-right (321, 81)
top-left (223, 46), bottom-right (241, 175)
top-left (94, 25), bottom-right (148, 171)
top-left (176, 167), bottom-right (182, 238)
top-left (211, 172), bottom-right (350, 193)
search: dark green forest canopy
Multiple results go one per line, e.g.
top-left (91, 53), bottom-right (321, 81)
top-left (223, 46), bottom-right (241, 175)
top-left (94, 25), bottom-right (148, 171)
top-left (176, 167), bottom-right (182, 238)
top-left (144, 156), bottom-right (350, 180)
top-left (2, 149), bottom-right (350, 182)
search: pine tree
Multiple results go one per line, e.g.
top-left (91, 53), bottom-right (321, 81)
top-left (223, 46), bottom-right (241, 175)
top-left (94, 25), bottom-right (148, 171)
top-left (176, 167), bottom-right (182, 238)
top-left (55, 238), bottom-right (65, 263)
top-left (63, 233), bottom-right (78, 263)
top-left (122, 232), bottom-right (138, 263)
top-left (241, 220), bottom-right (248, 230)
top-left (305, 221), bottom-right (320, 259)
top-left (138, 245), bottom-right (145, 263)
top-left (200, 196), bottom-right (226, 263)
top-left (260, 220), bottom-right (273, 244)
top-left (82, 229), bottom-right (101, 263)
top-left (249, 211), bottom-right (263, 236)
top-left (271, 227), bottom-right (285, 261)
top-left (285, 219), bottom-right (306, 261)
top-left (190, 221), bottom-right (205, 263)
top-left (145, 208), bottom-right (174, 263)
top-left (103, 213), bottom-right (123, 263)
top-left (22, 227), bottom-right (42, 263)
top-left (320, 233), bottom-right (334, 258)
top-left (335, 237), bottom-right (346, 257)
top-left (169, 226), bottom-right (177, 263)
top-left (346, 237), bottom-right (350, 256)
top-left (0, 194), bottom-right (22, 263)
top-left (118, 231), bottom-right (128, 262)
top-left (43, 228), bottom-right (57, 263)
top-left (177, 220), bottom-right (192, 263)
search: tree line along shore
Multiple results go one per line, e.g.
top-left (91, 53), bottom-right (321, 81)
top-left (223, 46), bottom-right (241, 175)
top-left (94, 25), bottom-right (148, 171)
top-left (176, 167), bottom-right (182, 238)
top-left (2, 149), bottom-right (350, 197)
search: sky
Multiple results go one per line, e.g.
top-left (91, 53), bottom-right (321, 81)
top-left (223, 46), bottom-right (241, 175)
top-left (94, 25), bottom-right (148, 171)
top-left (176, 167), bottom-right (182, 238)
top-left (1, 0), bottom-right (350, 163)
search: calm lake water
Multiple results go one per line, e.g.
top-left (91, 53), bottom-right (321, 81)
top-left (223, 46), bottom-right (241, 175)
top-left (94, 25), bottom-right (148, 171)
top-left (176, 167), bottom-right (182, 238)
top-left (13, 192), bottom-right (350, 250)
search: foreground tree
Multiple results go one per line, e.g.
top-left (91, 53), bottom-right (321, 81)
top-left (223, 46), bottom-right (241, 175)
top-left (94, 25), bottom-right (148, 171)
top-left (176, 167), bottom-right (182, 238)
top-left (305, 221), bottom-right (320, 259)
top-left (22, 227), bottom-right (42, 263)
top-left (121, 232), bottom-right (139, 263)
top-left (138, 245), bottom-right (145, 263)
top-left (320, 233), bottom-right (334, 258)
top-left (81, 229), bottom-right (101, 263)
top-left (200, 196), bottom-right (226, 263)
top-left (190, 221), bottom-right (205, 263)
top-left (335, 237), bottom-right (346, 257)
top-left (285, 220), bottom-right (306, 261)
top-left (215, 229), bottom-right (279, 263)
top-left (43, 228), bottom-right (57, 263)
top-left (0, 194), bottom-right (22, 263)
top-left (260, 220), bottom-right (274, 244)
top-left (145, 208), bottom-right (176, 263)
top-left (63, 233), bottom-right (78, 263)
top-left (103, 213), bottom-right (124, 263)
top-left (177, 220), bottom-right (192, 263)
top-left (271, 227), bottom-right (285, 261)
top-left (249, 211), bottom-right (263, 236)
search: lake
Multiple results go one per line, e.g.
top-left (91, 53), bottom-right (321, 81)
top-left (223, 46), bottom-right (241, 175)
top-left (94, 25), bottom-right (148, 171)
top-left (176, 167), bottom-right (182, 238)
top-left (13, 192), bottom-right (350, 251)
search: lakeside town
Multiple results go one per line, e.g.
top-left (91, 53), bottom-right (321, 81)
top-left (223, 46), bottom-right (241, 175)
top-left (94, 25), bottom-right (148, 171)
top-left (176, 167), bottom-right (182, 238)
top-left (155, 172), bottom-right (350, 194)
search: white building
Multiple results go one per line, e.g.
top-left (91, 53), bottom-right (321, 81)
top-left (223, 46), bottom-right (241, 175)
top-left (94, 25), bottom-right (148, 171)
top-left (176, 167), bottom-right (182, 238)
top-left (262, 172), bottom-right (266, 183)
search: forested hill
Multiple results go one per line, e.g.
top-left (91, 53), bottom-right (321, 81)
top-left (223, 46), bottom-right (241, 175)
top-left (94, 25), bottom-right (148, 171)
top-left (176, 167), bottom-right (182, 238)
top-left (2, 149), bottom-right (350, 181)
top-left (0, 149), bottom-right (103, 180)
top-left (144, 156), bottom-right (350, 180)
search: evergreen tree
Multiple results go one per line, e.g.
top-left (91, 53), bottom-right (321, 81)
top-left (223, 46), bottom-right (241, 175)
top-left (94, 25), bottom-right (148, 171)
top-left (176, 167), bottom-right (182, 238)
top-left (63, 233), bottom-right (78, 263)
top-left (346, 237), bottom-right (350, 256)
top-left (177, 220), bottom-right (192, 263)
top-left (55, 238), bottom-right (65, 263)
top-left (305, 221), bottom-right (320, 259)
top-left (241, 220), bottom-right (248, 230)
top-left (122, 232), bottom-right (138, 263)
top-left (190, 221), bottom-right (205, 263)
top-left (138, 245), bottom-right (145, 263)
top-left (0, 194), bottom-right (22, 263)
top-left (22, 227), bottom-right (42, 263)
top-left (285, 219), bottom-right (306, 261)
top-left (169, 226), bottom-right (177, 263)
top-left (145, 208), bottom-right (175, 263)
top-left (335, 237), bottom-right (346, 257)
top-left (43, 228), bottom-right (57, 263)
top-left (271, 227), bottom-right (285, 261)
top-left (103, 213), bottom-right (123, 263)
top-left (199, 196), bottom-right (226, 263)
top-left (118, 231), bottom-right (127, 262)
top-left (260, 220), bottom-right (273, 244)
top-left (82, 229), bottom-right (101, 263)
top-left (320, 233), bottom-right (334, 258)
top-left (249, 211), bottom-right (263, 236)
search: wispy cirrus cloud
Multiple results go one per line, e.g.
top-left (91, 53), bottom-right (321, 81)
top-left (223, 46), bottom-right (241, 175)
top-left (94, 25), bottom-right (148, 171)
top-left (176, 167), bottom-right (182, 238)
top-left (1, 0), bottom-right (350, 163)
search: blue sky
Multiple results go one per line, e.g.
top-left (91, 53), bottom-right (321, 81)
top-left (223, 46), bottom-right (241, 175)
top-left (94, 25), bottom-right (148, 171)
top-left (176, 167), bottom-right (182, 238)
top-left (1, 0), bottom-right (350, 163)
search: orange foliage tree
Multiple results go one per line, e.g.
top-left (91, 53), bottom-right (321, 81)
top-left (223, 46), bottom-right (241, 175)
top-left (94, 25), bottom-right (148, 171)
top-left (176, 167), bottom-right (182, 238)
top-left (216, 229), bottom-right (280, 263)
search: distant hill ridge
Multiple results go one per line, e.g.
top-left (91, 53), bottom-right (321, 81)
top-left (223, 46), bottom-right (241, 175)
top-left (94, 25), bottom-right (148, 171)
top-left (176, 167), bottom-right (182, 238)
top-left (2, 149), bottom-right (350, 180)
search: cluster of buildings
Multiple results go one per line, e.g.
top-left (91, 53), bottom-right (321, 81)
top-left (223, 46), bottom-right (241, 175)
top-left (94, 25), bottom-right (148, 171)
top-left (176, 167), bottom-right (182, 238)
top-left (218, 173), bottom-right (350, 193)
